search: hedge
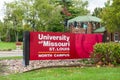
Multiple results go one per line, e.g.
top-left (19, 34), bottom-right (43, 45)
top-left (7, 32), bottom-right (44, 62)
top-left (92, 42), bottom-right (120, 65)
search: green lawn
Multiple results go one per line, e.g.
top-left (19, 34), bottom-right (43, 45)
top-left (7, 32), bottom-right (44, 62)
top-left (0, 56), bottom-right (22, 60)
top-left (0, 67), bottom-right (120, 80)
top-left (0, 42), bottom-right (16, 50)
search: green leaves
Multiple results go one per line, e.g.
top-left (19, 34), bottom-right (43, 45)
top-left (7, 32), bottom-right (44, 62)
top-left (101, 0), bottom-right (120, 32)
top-left (93, 42), bottom-right (120, 65)
top-left (92, 7), bottom-right (103, 18)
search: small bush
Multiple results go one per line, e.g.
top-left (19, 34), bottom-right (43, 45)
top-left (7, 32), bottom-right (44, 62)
top-left (92, 42), bottom-right (120, 65)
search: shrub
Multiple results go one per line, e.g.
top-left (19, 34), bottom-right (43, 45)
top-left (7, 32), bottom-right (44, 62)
top-left (92, 42), bottom-right (120, 65)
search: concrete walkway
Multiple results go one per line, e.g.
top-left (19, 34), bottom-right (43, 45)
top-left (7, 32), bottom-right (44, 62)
top-left (0, 50), bottom-right (23, 57)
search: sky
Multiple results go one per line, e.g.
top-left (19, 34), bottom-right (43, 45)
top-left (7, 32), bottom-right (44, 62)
top-left (0, 0), bottom-right (107, 21)
top-left (0, 0), bottom-right (14, 21)
top-left (87, 0), bottom-right (107, 12)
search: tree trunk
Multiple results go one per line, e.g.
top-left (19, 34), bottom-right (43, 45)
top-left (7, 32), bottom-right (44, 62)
top-left (15, 31), bottom-right (19, 42)
top-left (5, 29), bottom-right (11, 42)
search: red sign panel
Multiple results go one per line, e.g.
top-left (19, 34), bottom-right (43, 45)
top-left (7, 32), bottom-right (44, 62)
top-left (30, 32), bottom-right (102, 60)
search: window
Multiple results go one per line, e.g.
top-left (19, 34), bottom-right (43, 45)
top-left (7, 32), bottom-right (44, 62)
top-left (83, 23), bottom-right (88, 29)
top-left (114, 33), bottom-right (119, 42)
top-left (92, 23), bottom-right (96, 29)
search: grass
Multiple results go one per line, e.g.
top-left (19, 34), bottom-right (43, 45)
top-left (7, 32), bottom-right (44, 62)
top-left (0, 67), bottom-right (120, 80)
top-left (0, 42), bottom-right (119, 80)
top-left (0, 63), bottom-right (4, 74)
top-left (0, 42), bottom-right (16, 50)
top-left (0, 56), bottom-right (23, 60)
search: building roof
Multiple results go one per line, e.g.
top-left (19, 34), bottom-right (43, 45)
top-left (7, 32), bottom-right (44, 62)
top-left (68, 15), bottom-right (101, 23)
top-left (67, 15), bottom-right (101, 27)
top-left (93, 27), bottom-right (106, 33)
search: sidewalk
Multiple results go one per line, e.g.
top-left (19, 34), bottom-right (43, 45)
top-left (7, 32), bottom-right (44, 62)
top-left (0, 50), bottom-right (23, 57)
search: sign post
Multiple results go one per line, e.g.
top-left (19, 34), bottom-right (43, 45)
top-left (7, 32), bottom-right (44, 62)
top-left (23, 31), bottom-right (30, 66)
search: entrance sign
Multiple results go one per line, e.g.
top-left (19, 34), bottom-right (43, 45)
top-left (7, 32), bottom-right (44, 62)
top-left (23, 31), bottom-right (103, 66)
top-left (30, 32), bottom-right (71, 60)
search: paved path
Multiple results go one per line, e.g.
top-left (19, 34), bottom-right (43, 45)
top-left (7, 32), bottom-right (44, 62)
top-left (0, 50), bottom-right (23, 57)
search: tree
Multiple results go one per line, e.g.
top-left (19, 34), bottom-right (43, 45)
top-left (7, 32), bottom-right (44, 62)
top-left (33, 0), bottom-right (64, 31)
top-left (3, 0), bottom-right (89, 41)
top-left (101, 0), bottom-right (120, 32)
top-left (3, 0), bottom-right (64, 42)
top-left (54, 0), bottom-right (89, 32)
top-left (69, 0), bottom-right (89, 18)
top-left (56, 0), bottom-right (89, 18)
top-left (0, 21), bottom-right (3, 42)
top-left (92, 7), bottom-right (103, 18)
top-left (4, 1), bottom-right (24, 42)
top-left (3, 19), bottom-right (14, 42)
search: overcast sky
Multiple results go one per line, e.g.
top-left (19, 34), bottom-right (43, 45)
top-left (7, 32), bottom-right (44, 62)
top-left (0, 0), bottom-right (107, 21)
top-left (87, 0), bottom-right (107, 12)
top-left (0, 0), bottom-right (14, 21)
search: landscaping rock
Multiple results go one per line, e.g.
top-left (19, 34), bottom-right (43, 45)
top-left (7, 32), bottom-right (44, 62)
top-left (0, 59), bottom-right (85, 75)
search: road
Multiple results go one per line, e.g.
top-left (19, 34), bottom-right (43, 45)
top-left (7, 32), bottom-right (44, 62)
top-left (0, 50), bottom-right (23, 57)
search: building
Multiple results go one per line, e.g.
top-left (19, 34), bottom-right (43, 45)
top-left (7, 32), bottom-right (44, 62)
top-left (67, 15), bottom-right (102, 33)
top-left (67, 15), bottom-right (120, 42)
